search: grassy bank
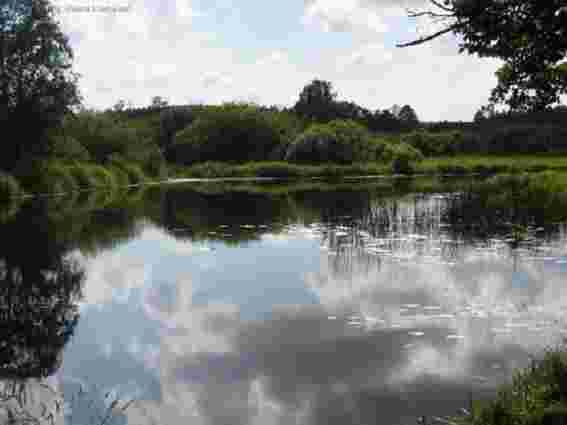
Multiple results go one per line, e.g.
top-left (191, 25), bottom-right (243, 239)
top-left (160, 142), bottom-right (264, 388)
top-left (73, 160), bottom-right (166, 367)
top-left (0, 159), bottom-right (153, 203)
top-left (5, 155), bottom-right (567, 200)
top-left (170, 155), bottom-right (567, 179)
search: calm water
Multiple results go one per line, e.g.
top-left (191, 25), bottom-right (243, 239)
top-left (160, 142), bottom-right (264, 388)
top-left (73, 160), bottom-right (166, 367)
top-left (2, 177), bottom-right (567, 425)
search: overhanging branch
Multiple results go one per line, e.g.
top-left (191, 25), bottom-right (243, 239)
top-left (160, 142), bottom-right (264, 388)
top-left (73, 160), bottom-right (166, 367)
top-left (396, 23), bottom-right (461, 47)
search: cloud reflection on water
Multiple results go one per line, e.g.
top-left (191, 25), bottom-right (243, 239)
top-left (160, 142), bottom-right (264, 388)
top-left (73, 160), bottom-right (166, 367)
top-left (71, 192), bottom-right (567, 425)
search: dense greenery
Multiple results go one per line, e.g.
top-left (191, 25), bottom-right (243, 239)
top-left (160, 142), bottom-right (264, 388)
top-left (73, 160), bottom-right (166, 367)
top-left (171, 103), bottom-right (302, 164)
top-left (285, 120), bottom-right (383, 163)
top-left (1, 0), bottom-right (567, 196)
top-left (399, 1), bottom-right (567, 112)
top-left (0, 0), bottom-right (80, 171)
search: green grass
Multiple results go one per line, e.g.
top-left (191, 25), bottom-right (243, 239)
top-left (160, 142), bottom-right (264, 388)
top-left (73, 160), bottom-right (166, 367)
top-left (7, 160), bottom-right (151, 197)
top-left (172, 161), bottom-right (391, 179)
top-left (417, 154), bottom-right (567, 176)
top-left (171, 155), bottom-right (567, 180)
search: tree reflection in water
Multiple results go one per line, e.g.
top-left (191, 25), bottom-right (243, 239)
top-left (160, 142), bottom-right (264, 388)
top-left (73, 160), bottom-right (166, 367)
top-left (0, 200), bottom-right (84, 425)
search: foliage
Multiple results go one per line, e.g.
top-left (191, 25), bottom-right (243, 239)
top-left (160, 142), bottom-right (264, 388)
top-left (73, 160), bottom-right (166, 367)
top-left (398, 104), bottom-right (420, 128)
top-left (0, 171), bottom-right (22, 202)
top-left (285, 119), bottom-right (384, 163)
top-left (293, 79), bottom-right (338, 123)
top-left (60, 111), bottom-right (161, 168)
top-left (13, 159), bottom-right (79, 195)
top-left (61, 112), bottom-right (136, 162)
top-left (87, 164), bottom-right (117, 190)
top-left (110, 160), bottom-right (147, 185)
top-left (46, 134), bottom-right (91, 161)
top-left (402, 129), bottom-right (466, 156)
top-left (0, 0), bottom-right (81, 171)
top-left (399, 1), bottom-right (567, 111)
top-left (67, 163), bottom-right (98, 188)
top-left (451, 347), bottom-right (567, 425)
top-left (159, 106), bottom-right (195, 159)
top-left (384, 142), bottom-right (423, 174)
top-left (171, 103), bottom-right (290, 164)
top-left (151, 95), bottom-right (168, 108)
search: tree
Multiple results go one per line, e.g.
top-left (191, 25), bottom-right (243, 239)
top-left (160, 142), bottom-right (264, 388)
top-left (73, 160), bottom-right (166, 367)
top-left (473, 104), bottom-right (496, 122)
top-left (398, 104), bottom-right (419, 128)
top-left (159, 105), bottom-right (194, 159)
top-left (0, 0), bottom-right (80, 170)
top-left (398, 1), bottom-right (567, 112)
top-left (151, 95), bottom-right (168, 108)
top-left (390, 104), bottom-right (402, 118)
top-left (112, 99), bottom-right (127, 112)
top-left (293, 79), bottom-right (338, 123)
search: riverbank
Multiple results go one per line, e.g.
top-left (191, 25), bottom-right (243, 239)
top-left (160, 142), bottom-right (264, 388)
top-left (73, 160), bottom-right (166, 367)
top-left (170, 155), bottom-right (567, 179)
top-left (0, 159), bottom-right (156, 203)
top-left (4, 155), bottom-right (567, 202)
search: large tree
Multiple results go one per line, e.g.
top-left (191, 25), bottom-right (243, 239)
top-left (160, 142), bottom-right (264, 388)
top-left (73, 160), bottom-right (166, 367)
top-left (293, 79), bottom-right (338, 123)
top-left (0, 0), bottom-right (80, 170)
top-left (398, 104), bottom-right (419, 128)
top-left (398, 0), bottom-right (567, 112)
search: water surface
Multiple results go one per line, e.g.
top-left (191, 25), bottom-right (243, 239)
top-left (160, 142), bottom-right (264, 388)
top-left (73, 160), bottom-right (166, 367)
top-left (2, 177), bottom-right (567, 425)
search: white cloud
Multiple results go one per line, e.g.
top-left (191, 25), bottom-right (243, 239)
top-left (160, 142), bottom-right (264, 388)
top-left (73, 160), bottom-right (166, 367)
top-left (202, 72), bottom-right (234, 89)
top-left (336, 42), bottom-right (393, 71)
top-left (255, 51), bottom-right (288, 67)
top-left (59, 0), bottom-right (502, 120)
top-left (302, 0), bottom-right (388, 34)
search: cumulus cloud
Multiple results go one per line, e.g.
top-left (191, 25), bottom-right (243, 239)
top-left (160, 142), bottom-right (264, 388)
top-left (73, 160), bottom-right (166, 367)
top-left (57, 0), bottom-right (502, 122)
top-left (302, 0), bottom-right (389, 34)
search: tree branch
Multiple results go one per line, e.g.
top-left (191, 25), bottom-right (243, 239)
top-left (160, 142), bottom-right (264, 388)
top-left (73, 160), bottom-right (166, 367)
top-left (429, 0), bottom-right (455, 13)
top-left (396, 23), bottom-right (462, 48)
top-left (406, 8), bottom-right (454, 18)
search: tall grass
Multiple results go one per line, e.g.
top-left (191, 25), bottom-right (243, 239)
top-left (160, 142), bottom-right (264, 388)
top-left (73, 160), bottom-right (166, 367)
top-left (10, 159), bottom-right (150, 196)
top-left (0, 171), bottom-right (23, 202)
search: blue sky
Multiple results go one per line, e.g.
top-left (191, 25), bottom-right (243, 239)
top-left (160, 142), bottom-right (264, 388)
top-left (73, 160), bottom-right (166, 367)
top-left (53, 0), bottom-right (503, 121)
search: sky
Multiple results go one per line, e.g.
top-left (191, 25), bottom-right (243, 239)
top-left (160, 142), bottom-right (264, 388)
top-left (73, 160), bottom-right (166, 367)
top-left (52, 0), bottom-right (504, 121)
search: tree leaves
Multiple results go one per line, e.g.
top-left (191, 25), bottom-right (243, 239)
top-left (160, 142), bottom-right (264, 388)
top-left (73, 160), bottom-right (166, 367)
top-left (400, 0), bottom-right (567, 111)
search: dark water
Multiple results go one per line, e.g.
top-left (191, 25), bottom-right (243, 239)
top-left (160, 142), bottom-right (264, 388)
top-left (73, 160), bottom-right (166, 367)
top-left (2, 177), bottom-right (567, 425)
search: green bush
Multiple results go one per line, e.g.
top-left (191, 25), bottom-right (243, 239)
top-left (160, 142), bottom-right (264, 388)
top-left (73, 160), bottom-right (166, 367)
top-left (108, 165), bottom-right (130, 188)
top-left (0, 172), bottom-right (22, 202)
top-left (47, 134), bottom-right (91, 161)
top-left (142, 148), bottom-right (167, 178)
top-left (159, 106), bottom-right (195, 158)
top-left (402, 129), bottom-right (465, 156)
top-left (172, 104), bottom-right (289, 164)
top-left (285, 119), bottom-right (379, 163)
top-left (384, 143), bottom-right (423, 174)
top-left (114, 161), bottom-right (147, 185)
top-left (61, 112), bottom-right (160, 164)
top-left (67, 164), bottom-right (98, 188)
top-left (88, 164), bottom-right (117, 189)
top-left (13, 160), bottom-right (79, 195)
